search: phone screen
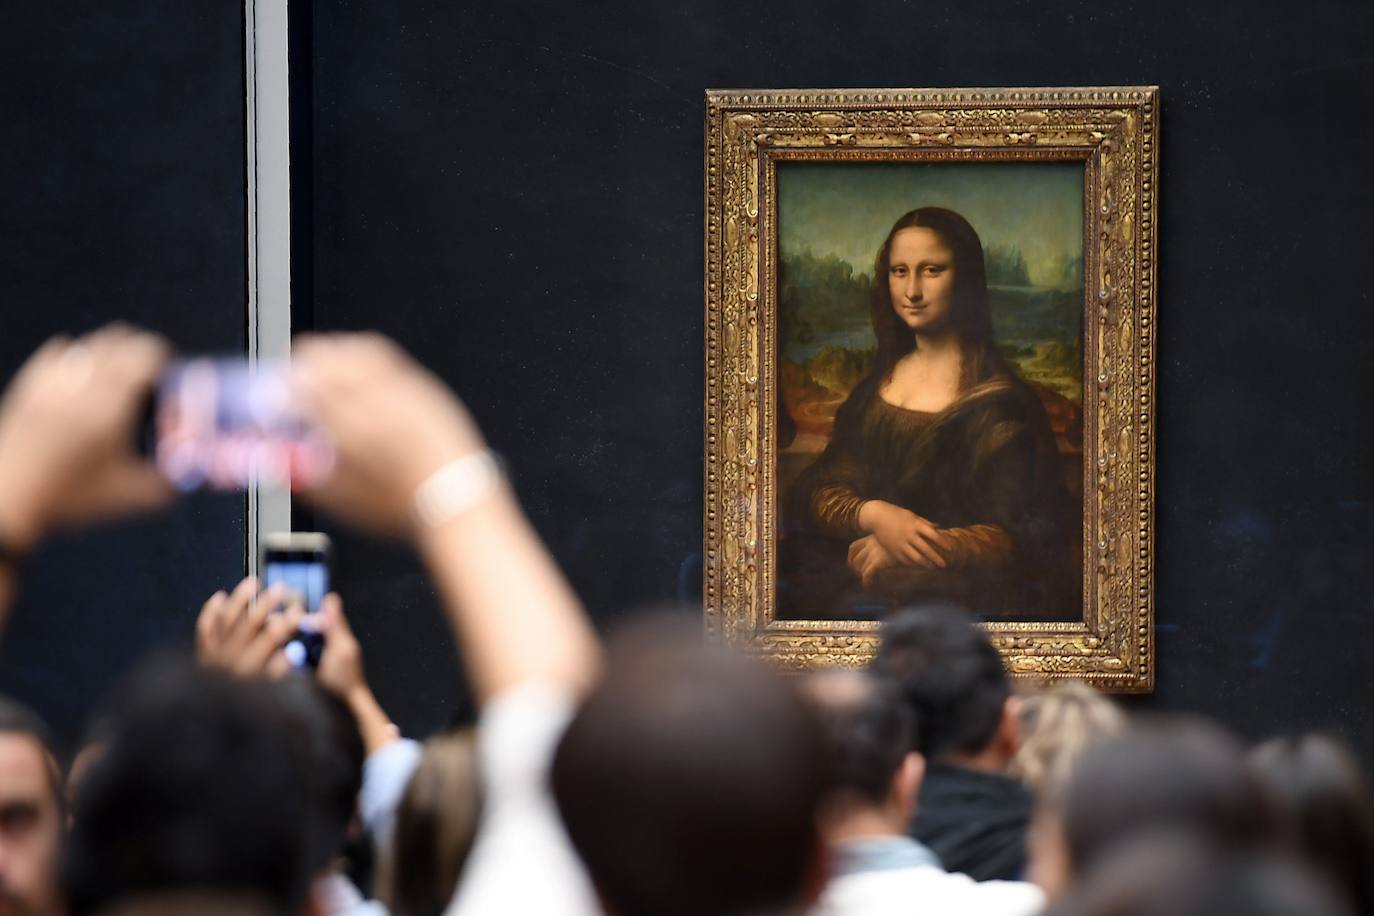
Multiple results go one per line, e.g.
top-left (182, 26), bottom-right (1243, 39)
top-left (262, 558), bottom-right (329, 615)
top-left (153, 358), bottom-right (334, 491)
top-left (262, 543), bottom-right (330, 671)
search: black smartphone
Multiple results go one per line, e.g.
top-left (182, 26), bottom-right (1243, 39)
top-left (261, 531), bottom-right (332, 671)
top-left (149, 358), bottom-right (334, 492)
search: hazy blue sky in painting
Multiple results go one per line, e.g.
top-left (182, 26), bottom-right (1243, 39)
top-left (778, 161), bottom-right (1084, 287)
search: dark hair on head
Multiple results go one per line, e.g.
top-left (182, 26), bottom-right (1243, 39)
top-left (873, 603), bottom-right (1009, 757)
top-left (803, 671), bottom-right (914, 805)
top-left (1054, 717), bottom-right (1280, 878)
top-left (267, 678), bottom-right (365, 873)
top-left (0, 694), bottom-right (63, 813)
top-left (1045, 830), bottom-right (1352, 916)
top-left (552, 616), bottom-right (828, 916)
top-left (62, 658), bottom-right (313, 916)
top-left (869, 206), bottom-right (1004, 389)
top-left (1252, 733), bottom-right (1374, 915)
top-left (0, 695), bottom-right (58, 753)
top-left (382, 729), bottom-right (482, 916)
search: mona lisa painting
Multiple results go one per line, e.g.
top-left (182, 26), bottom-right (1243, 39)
top-left (778, 168), bottom-right (1084, 624)
top-left (705, 88), bottom-right (1159, 691)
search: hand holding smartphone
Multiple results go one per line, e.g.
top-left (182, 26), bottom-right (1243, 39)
top-left (261, 532), bottom-right (331, 671)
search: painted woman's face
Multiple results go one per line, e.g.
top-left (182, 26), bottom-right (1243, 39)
top-left (887, 227), bottom-right (956, 335)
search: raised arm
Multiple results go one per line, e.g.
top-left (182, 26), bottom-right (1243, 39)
top-left (0, 326), bottom-right (173, 632)
top-left (292, 334), bottom-right (600, 705)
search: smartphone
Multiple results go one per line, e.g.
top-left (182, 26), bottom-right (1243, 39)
top-left (261, 531), bottom-right (332, 671)
top-left (151, 358), bottom-right (334, 491)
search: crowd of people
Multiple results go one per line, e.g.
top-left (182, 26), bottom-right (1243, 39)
top-left (0, 325), bottom-right (1370, 915)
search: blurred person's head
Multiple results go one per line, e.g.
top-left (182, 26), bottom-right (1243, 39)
top-left (62, 660), bottom-right (314, 916)
top-left (1029, 717), bottom-right (1278, 901)
top-left (82, 893), bottom-right (281, 916)
top-left (800, 671), bottom-right (922, 842)
top-left (1011, 680), bottom-right (1125, 793)
top-left (552, 618), bottom-right (829, 916)
top-left (65, 719), bottom-right (115, 817)
top-left (0, 697), bottom-right (63, 916)
top-left (64, 744), bottom-right (105, 817)
top-left (267, 679), bottom-right (365, 878)
top-left (874, 604), bottom-right (1018, 768)
top-left (1044, 830), bottom-right (1351, 916)
top-left (1252, 733), bottom-right (1374, 915)
top-left (380, 729), bottom-right (481, 916)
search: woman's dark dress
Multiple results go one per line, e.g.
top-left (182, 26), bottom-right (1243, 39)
top-left (778, 371), bottom-right (1079, 621)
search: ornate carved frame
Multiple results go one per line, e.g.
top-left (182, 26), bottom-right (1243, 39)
top-left (704, 87), bottom-right (1159, 691)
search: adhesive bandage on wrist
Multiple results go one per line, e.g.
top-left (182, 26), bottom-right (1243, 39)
top-left (412, 450), bottom-right (503, 529)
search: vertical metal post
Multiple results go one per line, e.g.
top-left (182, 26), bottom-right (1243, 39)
top-left (244, 0), bottom-right (293, 576)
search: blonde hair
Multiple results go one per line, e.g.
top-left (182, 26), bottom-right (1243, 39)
top-left (1011, 680), bottom-right (1125, 794)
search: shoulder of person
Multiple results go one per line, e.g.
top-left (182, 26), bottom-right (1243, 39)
top-left (477, 681), bottom-right (579, 798)
top-left (819, 867), bottom-right (1043, 916)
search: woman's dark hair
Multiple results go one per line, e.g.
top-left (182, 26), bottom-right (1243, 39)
top-left (1251, 733), bottom-right (1374, 915)
top-left (869, 206), bottom-right (1003, 389)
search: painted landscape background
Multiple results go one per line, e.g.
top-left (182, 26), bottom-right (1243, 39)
top-left (777, 161), bottom-right (1087, 511)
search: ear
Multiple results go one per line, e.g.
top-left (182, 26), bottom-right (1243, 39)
top-left (300, 888), bottom-right (326, 916)
top-left (998, 694), bottom-right (1023, 757)
top-left (798, 834), bottom-right (833, 908)
top-left (892, 751), bottom-right (926, 822)
top-left (1027, 805), bottom-right (1073, 901)
top-left (591, 882), bottom-right (620, 916)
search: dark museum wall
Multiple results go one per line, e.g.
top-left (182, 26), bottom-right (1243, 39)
top-left (0, 4), bottom-right (247, 745)
top-left (298, 0), bottom-right (1374, 749)
top-left (3, 0), bottom-right (1373, 757)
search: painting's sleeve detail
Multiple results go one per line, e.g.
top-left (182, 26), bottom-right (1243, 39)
top-left (939, 523), bottom-right (1014, 569)
top-left (812, 482), bottom-right (867, 538)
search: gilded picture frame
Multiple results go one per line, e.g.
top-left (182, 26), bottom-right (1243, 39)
top-left (704, 87), bottom-right (1159, 691)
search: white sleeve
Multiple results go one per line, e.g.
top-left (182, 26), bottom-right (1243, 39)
top-left (949, 873), bottom-right (1047, 916)
top-left (444, 683), bottom-right (600, 916)
top-left (359, 737), bottom-right (424, 854)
